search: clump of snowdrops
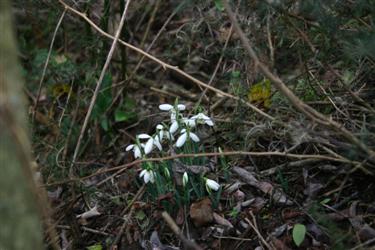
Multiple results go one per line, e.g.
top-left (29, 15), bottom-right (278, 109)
top-left (126, 101), bottom-right (220, 208)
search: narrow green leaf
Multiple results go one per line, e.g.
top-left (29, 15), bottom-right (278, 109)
top-left (100, 117), bottom-right (109, 131)
top-left (292, 223), bottom-right (306, 247)
top-left (320, 198), bottom-right (331, 205)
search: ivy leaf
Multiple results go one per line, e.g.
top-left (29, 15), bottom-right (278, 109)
top-left (86, 244), bottom-right (102, 250)
top-left (292, 223), bottom-right (306, 247)
top-left (248, 79), bottom-right (272, 108)
top-left (214, 0), bottom-right (224, 11)
top-left (114, 109), bottom-right (128, 122)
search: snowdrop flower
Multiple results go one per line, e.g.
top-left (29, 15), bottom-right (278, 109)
top-left (175, 129), bottom-right (200, 147)
top-left (205, 178), bottom-right (220, 191)
top-left (152, 135), bottom-right (162, 151)
top-left (156, 124), bottom-right (165, 140)
top-left (182, 117), bottom-right (197, 128)
top-left (183, 172), bottom-right (189, 187)
top-left (159, 103), bottom-right (187, 134)
top-left (191, 113), bottom-right (214, 126)
top-left (137, 134), bottom-right (154, 154)
top-left (126, 144), bottom-right (142, 158)
top-left (136, 132), bottom-right (164, 156)
top-left (139, 169), bottom-right (155, 184)
top-left (169, 120), bottom-right (179, 134)
top-left (137, 133), bottom-right (152, 139)
top-left (159, 103), bottom-right (186, 113)
top-left (157, 124), bottom-right (174, 141)
top-left (159, 103), bottom-right (186, 123)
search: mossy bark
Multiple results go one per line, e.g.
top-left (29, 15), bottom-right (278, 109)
top-left (0, 0), bottom-right (44, 249)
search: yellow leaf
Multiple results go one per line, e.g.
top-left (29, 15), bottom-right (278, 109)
top-left (52, 83), bottom-right (71, 98)
top-left (248, 79), bottom-right (271, 108)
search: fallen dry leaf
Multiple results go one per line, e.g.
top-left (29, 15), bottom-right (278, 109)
top-left (233, 167), bottom-right (293, 205)
top-left (213, 212), bottom-right (233, 228)
top-left (190, 197), bottom-right (214, 227)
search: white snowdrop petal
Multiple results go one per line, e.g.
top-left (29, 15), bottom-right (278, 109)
top-left (183, 172), bottom-right (189, 186)
top-left (170, 121), bottom-right (179, 134)
top-left (134, 146), bottom-right (141, 158)
top-left (154, 137), bottom-right (162, 151)
top-left (177, 104), bottom-right (186, 110)
top-left (200, 113), bottom-right (211, 120)
top-left (181, 128), bottom-right (186, 133)
top-left (159, 130), bottom-right (164, 141)
top-left (159, 104), bottom-right (173, 111)
top-left (206, 179), bottom-right (220, 191)
top-left (138, 134), bottom-right (151, 139)
top-left (156, 124), bottom-right (163, 130)
top-left (188, 119), bottom-right (196, 127)
top-left (189, 132), bottom-right (200, 142)
top-left (139, 169), bottom-right (147, 178)
top-left (144, 138), bottom-right (154, 154)
top-left (149, 171), bottom-right (155, 183)
top-left (183, 118), bottom-right (196, 127)
top-left (191, 114), bottom-right (198, 120)
top-left (143, 171), bottom-right (150, 183)
top-left (205, 119), bottom-right (214, 126)
top-left (176, 133), bottom-right (187, 147)
top-left (126, 144), bottom-right (134, 151)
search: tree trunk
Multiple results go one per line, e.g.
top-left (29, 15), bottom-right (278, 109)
top-left (0, 1), bottom-right (44, 249)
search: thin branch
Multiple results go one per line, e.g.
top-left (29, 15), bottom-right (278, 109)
top-left (194, 23), bottom-right (233, 111)
top-left (68, 0), bottom-right (132, 168)
top-left (44, 150), bottom-right (360, 187)
top-left (245, 212), bottom-right (273, 250)
top-left (162, 211), bottom-right (203, 250)
top-left (108, 0), bottom-right (183, 112)
top-left (32, 9), bottom-right (66, 122)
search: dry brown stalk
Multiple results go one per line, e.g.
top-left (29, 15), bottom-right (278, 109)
top-left (32, 9), bottom-right (66, 122)
top-left (68, 0), bottom-right (132, 168)
top-left (162, 211), bottom-right (203, 250)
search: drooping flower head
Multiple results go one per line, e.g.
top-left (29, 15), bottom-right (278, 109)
top-left (125, 143), bottom-right (142, 158)
top-left (183, 172), bottom-right (189, 187)
top-left (205, 178), bottom-right (220, 192)
top-left (159, 103), bottom-right (186, 134)
top-left (139, 169), bottom-right (156, 184)
top-left (175, 129), bottom-right (200, 148)
top-left (191, 113), bottom-right (214, 126)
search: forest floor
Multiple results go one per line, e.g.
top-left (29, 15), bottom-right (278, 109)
top-left (16, 0), bottom-right (375, 249)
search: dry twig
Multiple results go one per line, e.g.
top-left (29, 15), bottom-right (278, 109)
top-left (162, 211), bottom-right (203, 250)
top-left (68, 0), bottom-right (132, 168)
top-left (32, 9), bottom-right (66, 121)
